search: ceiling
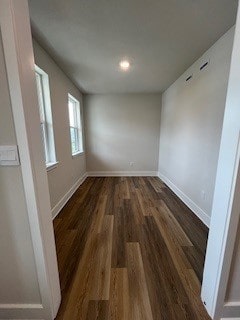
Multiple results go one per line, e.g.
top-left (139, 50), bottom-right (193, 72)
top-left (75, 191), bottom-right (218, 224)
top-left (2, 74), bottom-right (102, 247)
top-left (29, 0), bottom-right (238, 94)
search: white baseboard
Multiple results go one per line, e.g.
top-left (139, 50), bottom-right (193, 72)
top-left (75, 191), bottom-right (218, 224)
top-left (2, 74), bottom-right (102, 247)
top-left (0, 303), bottom-right (43, 319)
top-left (51, 172), bottom-right (88, 219)
top-left (158, 172), bottom-right (210, 227)
top-left (87, 171), bottom-right (158, 177)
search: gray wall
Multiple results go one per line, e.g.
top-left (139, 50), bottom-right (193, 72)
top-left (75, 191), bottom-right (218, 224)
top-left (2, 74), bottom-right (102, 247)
top-left (84, 94), bottom-right (161, 174)
top-left (33, 40), bottom-right (86, 213)
top-left (158, 27), bottom-right (234, 221)
top-left (226, 220), bottom-right (240, 302)
top-left (0, 32), bottom-right (40, 304)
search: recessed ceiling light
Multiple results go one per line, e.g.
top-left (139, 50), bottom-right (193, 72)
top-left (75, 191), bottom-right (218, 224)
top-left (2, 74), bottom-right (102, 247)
top-left (119, 60), bottom-right (130, 71)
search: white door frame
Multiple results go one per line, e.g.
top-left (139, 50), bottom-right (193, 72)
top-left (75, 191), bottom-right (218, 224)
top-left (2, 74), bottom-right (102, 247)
top-left (201, 1), bottom-right (240, 318)
top-left (0, 1), bottom-right (61, 319)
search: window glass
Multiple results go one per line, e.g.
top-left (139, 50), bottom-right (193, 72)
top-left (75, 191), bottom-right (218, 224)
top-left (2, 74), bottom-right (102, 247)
top-left (68, 94), bottom-right (83, 155)
top-left (35, 65), bottom-right (57, 166)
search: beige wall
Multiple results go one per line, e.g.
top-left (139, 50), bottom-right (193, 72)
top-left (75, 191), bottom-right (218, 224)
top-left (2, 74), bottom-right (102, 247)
top-left (84, 94), bottom-right (161, 174)
top-left (0, 32), bottom-right (40, 304)
top-left (158, 27), bottom-right (234, 223)
top-left (33, 40), bottom-right (86, 214)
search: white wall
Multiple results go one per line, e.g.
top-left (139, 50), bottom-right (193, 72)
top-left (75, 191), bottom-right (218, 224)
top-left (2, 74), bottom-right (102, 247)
top-left (33, 40), bottom-right (86, 216)
top-left (0, 28), bottom-right (40, 306)
top-left (84, 94), bottom-right (161, 175)
top-left (158, 27), bottom-right (234, 226)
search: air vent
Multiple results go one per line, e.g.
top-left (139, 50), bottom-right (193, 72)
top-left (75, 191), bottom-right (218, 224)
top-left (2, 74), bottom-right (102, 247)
top-left (186, 75), bottom-right (193, 82)
top-left (200, 61), bottom-right (209, 71)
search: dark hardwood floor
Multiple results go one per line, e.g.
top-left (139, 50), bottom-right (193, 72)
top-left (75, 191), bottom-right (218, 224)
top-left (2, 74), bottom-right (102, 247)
top-left (53, 177), bottom-right (210, 320)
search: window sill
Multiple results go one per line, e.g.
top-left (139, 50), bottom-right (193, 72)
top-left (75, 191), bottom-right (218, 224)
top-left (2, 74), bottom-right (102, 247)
top-left (46, 161), bottom-right (59, 172)
top-left (72, 151), bottom-right (84, 158)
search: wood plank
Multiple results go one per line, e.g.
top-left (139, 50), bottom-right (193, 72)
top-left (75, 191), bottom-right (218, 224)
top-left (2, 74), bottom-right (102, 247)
top-left (123, 199), bottom-right (139, 242)
top-left (57, 230), bottom-right (78, 276)
top-left (130, 191), bottom-right (145, 225)
top-left (148, 176), bottom-right (165, 192)
top-left (140, 216), bottom-right (193, 320)
top-left (60, 231), bottom-right (99, 319)
top-left (111, 208), bottom-right (126, 268)
top-left (59, 192), bottom-right (108, 319)
top-left (89, 215), bottom-right (114, 300)
top-left (120, 177), bottom-right (131, 199)
top-left (105, 178), bottom-right (116, 215)
top-left (148, 213), bottom-right (208, 319)
top-left (126, 242), bottom-right (154, 320)
top-left (135, 188), bottom-right (153, 216)
top-left (86, 301), bottom-right (109, 320)
top-left (182, 246), bottom-right (206, 283)
top-left (109, 268), bottom-right (130, 320)
top-left (161, 186), bottom-right (208, 254)
top-left (152, 200), bottom-right (193, 247)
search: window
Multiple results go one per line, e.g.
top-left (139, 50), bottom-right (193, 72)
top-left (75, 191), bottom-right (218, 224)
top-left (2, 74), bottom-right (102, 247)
top-left (68, 94), bottom-right (83, 155)
top-left (35, 65), bottom-right (57, 169)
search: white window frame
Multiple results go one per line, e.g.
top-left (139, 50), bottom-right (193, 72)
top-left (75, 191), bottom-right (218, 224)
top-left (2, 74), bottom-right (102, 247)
top-left (68, 94), bottom-right (84, 156)
top-left (35, 65), bottom-right (57, 170)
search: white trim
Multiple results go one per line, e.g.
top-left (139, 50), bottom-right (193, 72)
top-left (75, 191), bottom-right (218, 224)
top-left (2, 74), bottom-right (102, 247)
top-left (0, 304), bottom-right (42, 309)
top-left (0, 1), bottom-right (61, 319)
top-left (202, 134), bottom-right (240, 318)
top-left (87, 171), bottom-right (158, 177)
top-left (158, 172), bottom-right (210, 227)
top-left (0, 304), bottom-right (44, 319)
top-left (46, 161), bottom-right (59, 171)
top-left (52, 172), bottom-right (88, 219)
top-left (72, 151), bottom-right (85, 158)
top-left (223, 302), bottom-right (240, 318)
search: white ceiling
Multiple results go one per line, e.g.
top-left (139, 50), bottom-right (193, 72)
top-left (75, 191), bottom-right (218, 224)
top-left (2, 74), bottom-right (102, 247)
top-left (29, 0), bottom-right (238, 94)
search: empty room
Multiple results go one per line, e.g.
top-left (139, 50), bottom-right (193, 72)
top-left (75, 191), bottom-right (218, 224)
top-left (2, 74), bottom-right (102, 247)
top-left (1, 0), bottom-right (240, 319)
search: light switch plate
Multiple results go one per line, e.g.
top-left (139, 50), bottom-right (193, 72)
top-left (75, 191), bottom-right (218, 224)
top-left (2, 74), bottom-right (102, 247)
top-left (0, 145), bottom-right (20, 166)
